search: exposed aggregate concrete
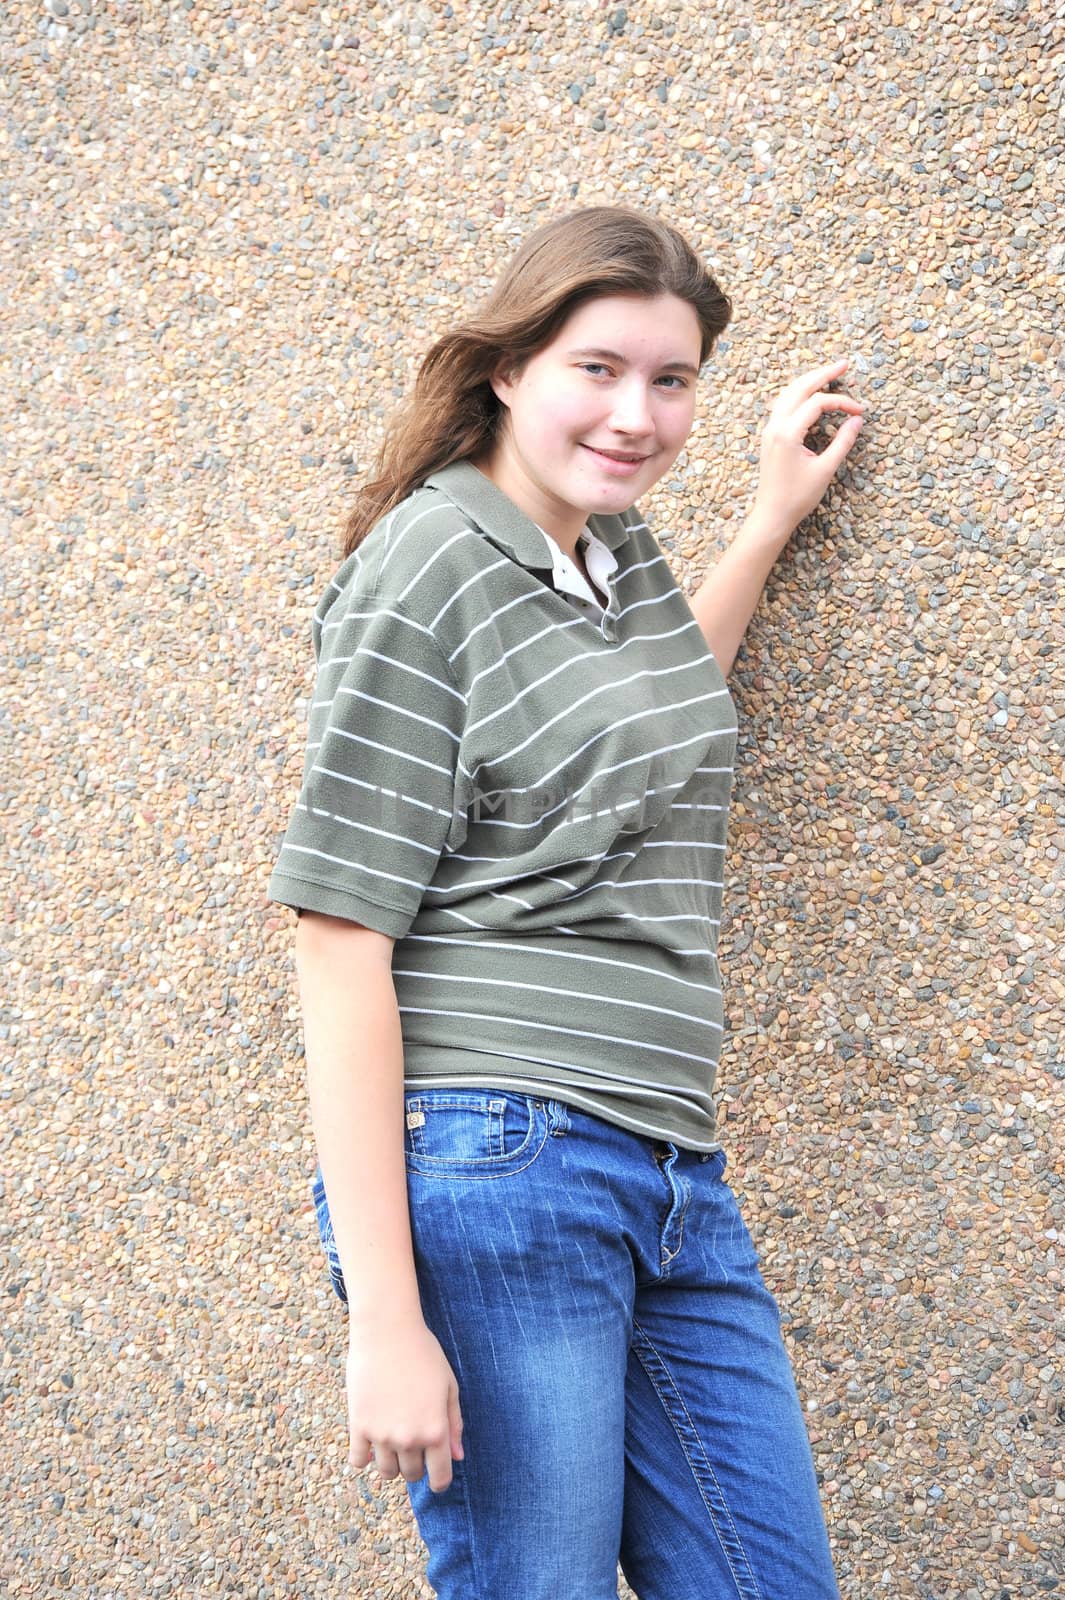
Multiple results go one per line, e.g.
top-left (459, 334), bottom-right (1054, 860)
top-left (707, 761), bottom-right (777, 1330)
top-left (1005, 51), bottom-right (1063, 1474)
top-left (3, 0), bottom-right (1063, 1596)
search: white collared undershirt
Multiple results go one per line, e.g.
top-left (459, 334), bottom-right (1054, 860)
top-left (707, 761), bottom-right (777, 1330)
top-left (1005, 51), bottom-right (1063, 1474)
top-left (534, 521), bottom-right (619, 623)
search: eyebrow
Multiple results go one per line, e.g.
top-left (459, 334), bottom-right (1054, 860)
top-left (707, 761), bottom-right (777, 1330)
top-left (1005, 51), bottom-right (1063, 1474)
top-left (567, 346), bottom-right (700, 378)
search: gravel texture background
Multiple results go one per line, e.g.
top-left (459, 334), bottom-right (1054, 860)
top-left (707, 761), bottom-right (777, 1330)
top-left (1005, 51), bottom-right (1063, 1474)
top-left (3, 1), bottom-right (1063, 1596)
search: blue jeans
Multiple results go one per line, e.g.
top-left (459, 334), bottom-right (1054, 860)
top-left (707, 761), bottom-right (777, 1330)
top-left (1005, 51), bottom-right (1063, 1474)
top-left (313, 1089), bottom-right (841, 1600)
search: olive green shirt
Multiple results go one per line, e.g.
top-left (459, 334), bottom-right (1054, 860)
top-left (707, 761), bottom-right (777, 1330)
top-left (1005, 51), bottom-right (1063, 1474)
top-left (267, 460), bottom-right (739, 1151)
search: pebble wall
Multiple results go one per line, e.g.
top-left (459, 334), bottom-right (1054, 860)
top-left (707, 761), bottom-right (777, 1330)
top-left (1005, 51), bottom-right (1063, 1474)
top-left (4, 1), bottom-right (1063, 1597)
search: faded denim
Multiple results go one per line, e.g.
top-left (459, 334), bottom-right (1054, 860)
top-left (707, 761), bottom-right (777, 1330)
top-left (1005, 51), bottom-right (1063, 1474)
top-left (312, 1088), bottom-right (841, 1600)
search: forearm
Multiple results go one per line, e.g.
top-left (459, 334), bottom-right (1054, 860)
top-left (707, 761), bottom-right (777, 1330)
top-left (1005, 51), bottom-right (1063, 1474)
top-left (688, 508), bottom-right (789, 680)
top-left (296, 923), bottom-right (424, 1332)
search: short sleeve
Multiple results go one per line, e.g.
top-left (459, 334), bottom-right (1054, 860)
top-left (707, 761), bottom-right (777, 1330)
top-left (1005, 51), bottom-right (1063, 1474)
top-left (267, 588), bottom-right (466, 939)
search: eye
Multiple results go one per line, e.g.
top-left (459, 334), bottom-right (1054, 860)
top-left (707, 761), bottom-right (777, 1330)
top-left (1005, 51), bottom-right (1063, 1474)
top-left (578, 364), bottom-right (688, 390)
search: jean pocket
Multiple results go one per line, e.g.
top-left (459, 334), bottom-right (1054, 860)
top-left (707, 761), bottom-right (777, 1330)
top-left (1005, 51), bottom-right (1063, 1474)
top-left (310, 1163), bottom-right (348, 1306)
top-left (403, 1087), bottom-right (550, 1180)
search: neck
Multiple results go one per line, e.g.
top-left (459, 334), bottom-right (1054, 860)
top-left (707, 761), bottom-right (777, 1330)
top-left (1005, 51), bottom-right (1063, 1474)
top-left (467, 449), bottom-right (589, 559)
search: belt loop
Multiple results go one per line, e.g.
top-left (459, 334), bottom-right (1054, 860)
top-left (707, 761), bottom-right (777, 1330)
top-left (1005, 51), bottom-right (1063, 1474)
top-left (547, 1098), bottom-right (571, 1136)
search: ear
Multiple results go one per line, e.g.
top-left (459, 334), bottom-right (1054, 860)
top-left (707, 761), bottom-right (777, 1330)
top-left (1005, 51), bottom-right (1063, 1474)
top-left (486, 355), bottom-right (518, 410)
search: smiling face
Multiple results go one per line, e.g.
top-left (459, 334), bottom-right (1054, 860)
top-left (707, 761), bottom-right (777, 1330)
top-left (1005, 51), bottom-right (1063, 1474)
top-left (471, 291), bottom-right (703, 552)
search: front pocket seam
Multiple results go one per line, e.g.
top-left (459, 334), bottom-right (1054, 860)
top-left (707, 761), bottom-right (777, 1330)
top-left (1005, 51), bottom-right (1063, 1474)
top-left (405, 1116), bottom-right (551, 1179)
top-left (406, 1091), bottom-right (537, 1164)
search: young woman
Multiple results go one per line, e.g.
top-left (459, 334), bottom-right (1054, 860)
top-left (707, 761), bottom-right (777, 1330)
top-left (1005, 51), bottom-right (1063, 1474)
top-left (268, 204), bottom-right (864, 1599)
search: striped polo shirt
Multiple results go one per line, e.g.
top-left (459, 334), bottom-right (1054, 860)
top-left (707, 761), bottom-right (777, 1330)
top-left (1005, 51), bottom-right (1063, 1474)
top-left (267, 459), bottom-right (739, 1151)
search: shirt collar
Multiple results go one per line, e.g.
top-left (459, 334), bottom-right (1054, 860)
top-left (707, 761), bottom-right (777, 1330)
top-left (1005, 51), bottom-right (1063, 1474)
top-left (537, 521), bottom-right (618, 610)
top-left (422, 458), bottom-right (632, 571)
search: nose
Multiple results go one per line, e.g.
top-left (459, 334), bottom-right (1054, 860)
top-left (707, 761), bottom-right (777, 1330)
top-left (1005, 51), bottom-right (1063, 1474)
top-left (608, 380), bottom-right (656, 439)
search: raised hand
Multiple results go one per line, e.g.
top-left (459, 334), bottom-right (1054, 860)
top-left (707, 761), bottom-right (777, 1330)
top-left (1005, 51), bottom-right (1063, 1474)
top-left (750, 357), bottom-right (867, 538)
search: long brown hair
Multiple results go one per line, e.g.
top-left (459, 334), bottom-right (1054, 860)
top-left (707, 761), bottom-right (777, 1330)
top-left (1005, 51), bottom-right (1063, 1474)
top-left (339, 204), bottom-right (733, 558)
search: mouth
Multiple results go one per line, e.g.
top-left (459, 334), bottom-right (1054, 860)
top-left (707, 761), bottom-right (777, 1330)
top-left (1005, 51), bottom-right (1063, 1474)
top-left (581, 445), bottom-right (650, 463)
